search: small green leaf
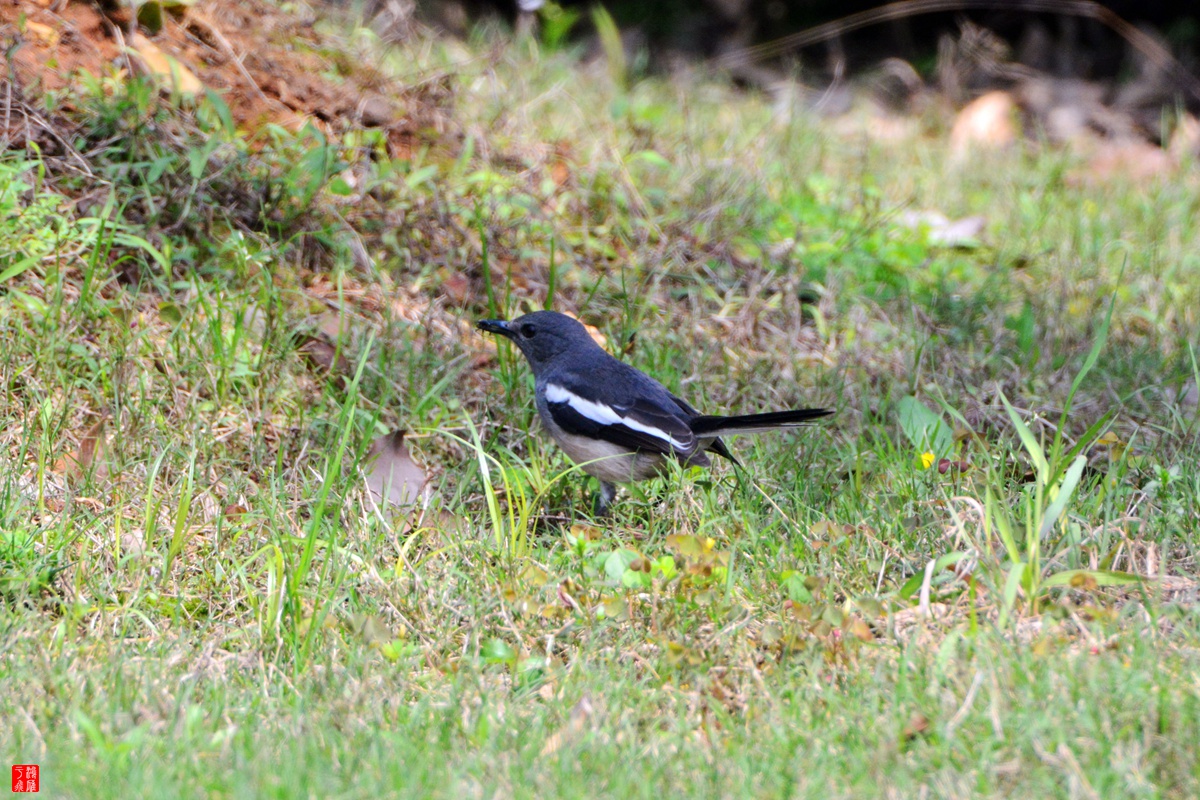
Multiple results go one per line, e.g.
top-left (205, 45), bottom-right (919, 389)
top-left (897, 396), bottom-right (954, 457)
top-left (481, 638), bottom-right (516, 664)
top-left (1043, 569), bottom-right (1142, 589)
top-left (158, 301), bottom-right (183, 324)
top-left (621, 569), bottom-right (652, 589)
top-left (781, 572), bottom-right (814, 604)
top-left (327, 177), bottom-right (354, 196)
top-left (137, 1), bottom-right (164, 34)
top-left (653, 556), bottom-right (677, 580)
top-left (603, 548), bottom-right (639, 585)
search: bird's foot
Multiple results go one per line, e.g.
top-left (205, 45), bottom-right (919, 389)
top-left (592, 482), bottom-right (617, 517)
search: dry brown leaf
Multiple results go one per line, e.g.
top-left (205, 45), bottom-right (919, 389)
top-left (23, 20), bottom-right (59, 47)
top-left (223, 504), bottom-right (249, 520)
top-left (55, 416), bottom-right (110, 483)
top-left (129, 33), bottom-right (204, 97)
top-left (847, 618), bottom-right (874, 642)
top-left (1078, 140), bottom-right (1174, 184)
top-left (550, 141), bottom-right (574, 188)
top-left (950, 91), bottom-right (1018, 159)
top-left (315, 310), bottom-right (351, 340)
top-left (364, 431), bottom-right (426, 509)
top-left (441, 272), bottom-right (471, 305)
top-left (903, 712), bottom-right (930, 740)
top-left (579, 320), bottom-right (607, 350)
top-left (298, 336), bottom-right (350, 375)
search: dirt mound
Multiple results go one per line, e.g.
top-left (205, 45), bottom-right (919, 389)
top-left (2, 0), bottom-right (452, 156)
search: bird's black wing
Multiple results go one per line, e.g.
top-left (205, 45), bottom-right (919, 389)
top-left (542, 368), bottom-right (697, 458)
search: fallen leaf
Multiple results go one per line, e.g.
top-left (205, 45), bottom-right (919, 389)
top-left (315, 310), bottom-right (350, 341)
top-left (56, 415), bottom-right (110, 483)
top-left (949, 90), bottom-right (1018, 159)
top-left (1079, 140), bottom-right (1174, 184)
top-left (120, 529), bottom-right (146, 559)
top-left (903, 712), bottom-right (930, 740)
top-left (896, 210), bottom-right (986, 247)
top-left (297, 336), bottom-right (350, 375)
top-left (348, 613), bottom-right (395, 647)
top-left (442, 272), bottom-right (471, 305)
top-left (809, 520), bottom-right (852, 548)
top-left (223, 504), bottom-right (249, 520)
top-left (847, 618), bottom-right (874, 642)
top-left (23, 20), bottom-right (60, 47)
top-left (1069, 572), bottom-right (1099, 592)
top-left (550, 140), bottom-right (574, 188)
top-left (364, 431), bottom-right (426, 509)
top-left (568, 523), bottom-right (603, 542)
top-left (129, 33), bottom-right (204, 97)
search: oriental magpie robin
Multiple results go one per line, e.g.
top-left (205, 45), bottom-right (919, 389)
top-left (478, 311), bottom-right (832, 515)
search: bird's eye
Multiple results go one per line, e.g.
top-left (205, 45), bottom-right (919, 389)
top-left (520, 323), bottom-right (537, 338)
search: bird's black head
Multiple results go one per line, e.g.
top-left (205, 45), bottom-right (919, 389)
top-left (477, 311), bottom-right (601, 371)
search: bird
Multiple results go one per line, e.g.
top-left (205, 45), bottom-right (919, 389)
top-left (477, 310), bottom-right (832, 515)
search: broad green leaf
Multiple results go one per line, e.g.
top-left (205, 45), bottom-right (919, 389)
top-left (604, 548), bottom-right (640, 584)
top-left (406, 165), bottom-right (438, 189)
top-left (782, 572), bottom-right (814, 604)
top-left (481, 638), bottom-right (516, 664)
top-left (897, 396), bottom-right (954, 457)
top-left (653, 556), bottom-right (678, 580)
top-left (1042, 569), bottom-right (1142, 588)
top-left (137, 1), bottom-right (164, 35)
top-left (897, 552), bottom-right (967, 600)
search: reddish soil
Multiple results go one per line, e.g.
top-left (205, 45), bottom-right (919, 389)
top-left (2, 0), bottom-right (452, 156)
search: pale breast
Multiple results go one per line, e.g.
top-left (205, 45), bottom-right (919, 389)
top-left (550, 430), bottom-right (666, 483)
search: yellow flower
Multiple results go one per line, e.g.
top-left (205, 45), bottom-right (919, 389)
top-left (920, 452), bottom-right (936, 470)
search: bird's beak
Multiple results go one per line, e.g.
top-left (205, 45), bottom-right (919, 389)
top-left (476, 319), bottom-right (516, 339)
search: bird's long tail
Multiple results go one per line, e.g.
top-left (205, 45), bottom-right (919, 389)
top-left (691, 408), bottom-right (832, 438)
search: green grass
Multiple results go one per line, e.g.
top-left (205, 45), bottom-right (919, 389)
top-left (3, 16), bottom-right (1200, 798)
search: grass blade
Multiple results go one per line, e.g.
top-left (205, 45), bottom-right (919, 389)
top-left (1036, 455), bottom-right (1087, 540)
top-left (1001, 393), bottom-right (1048, 486)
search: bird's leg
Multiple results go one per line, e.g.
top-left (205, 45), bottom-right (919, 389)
top-left (593, 481), bottom-right (618, 517)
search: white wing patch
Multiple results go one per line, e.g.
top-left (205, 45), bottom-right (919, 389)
top-left (545, 383), bottom-right (691, 451)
